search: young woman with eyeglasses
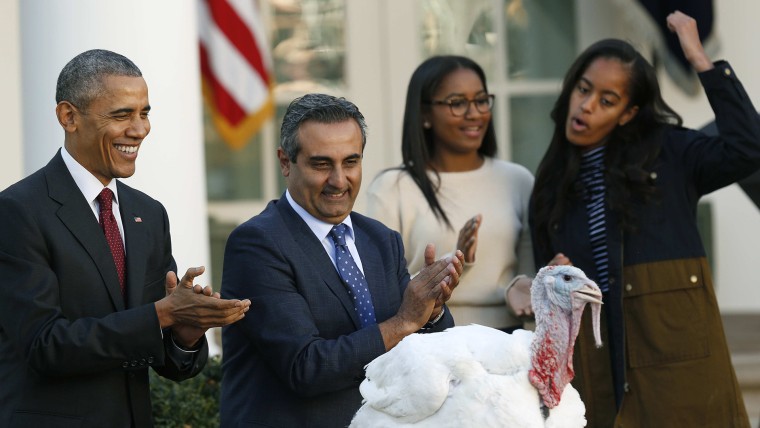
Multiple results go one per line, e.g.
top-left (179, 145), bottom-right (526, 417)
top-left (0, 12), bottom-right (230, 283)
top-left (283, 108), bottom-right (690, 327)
top-left (366, 55), bottom-right (536, 332)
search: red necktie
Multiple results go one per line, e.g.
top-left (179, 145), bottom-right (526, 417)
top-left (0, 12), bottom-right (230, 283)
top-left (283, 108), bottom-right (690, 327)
top-left (97, 188), bottom-right (126, 297)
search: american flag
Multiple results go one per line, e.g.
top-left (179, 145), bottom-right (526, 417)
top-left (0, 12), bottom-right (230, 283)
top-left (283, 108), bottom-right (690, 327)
top-left (198, 0), bottom-right (274, 150)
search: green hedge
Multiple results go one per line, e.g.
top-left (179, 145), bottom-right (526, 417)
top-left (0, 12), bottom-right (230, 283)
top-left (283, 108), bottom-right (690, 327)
top-left (150, 355), bottom-right (222, 427)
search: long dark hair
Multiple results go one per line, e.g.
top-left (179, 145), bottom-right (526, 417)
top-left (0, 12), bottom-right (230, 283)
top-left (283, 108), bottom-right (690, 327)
top-left (398, 55), bottom-right (497, 228)
top-left (531, 39), bottom-right (682, 260)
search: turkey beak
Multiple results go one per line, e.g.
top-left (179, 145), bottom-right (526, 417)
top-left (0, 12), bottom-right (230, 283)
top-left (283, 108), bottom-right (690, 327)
top-left (573, 283), bottom-right (603, 305)
top-left (573, 282), bottom-right (603, 348)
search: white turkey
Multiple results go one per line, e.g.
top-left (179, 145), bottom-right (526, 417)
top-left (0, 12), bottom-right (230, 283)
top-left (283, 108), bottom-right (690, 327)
top-left (349, 265), bottom-right (603, 428)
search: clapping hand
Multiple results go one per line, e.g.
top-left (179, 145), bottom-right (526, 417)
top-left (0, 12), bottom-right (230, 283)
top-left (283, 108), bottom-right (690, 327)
top-left (457, 214), bottom-right (482, 263)
top-left (157, 266), bottom-right (251, 348)
top-left (398, 244), bottom-right (464, 327)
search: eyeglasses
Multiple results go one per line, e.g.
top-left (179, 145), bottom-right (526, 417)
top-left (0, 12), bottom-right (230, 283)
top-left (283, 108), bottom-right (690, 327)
top-left (427, 94), bottom-right (494, 117)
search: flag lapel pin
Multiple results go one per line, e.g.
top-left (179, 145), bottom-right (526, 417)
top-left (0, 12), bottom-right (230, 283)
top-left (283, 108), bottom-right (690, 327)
top-left (134, 216), bottom-right (142, 223)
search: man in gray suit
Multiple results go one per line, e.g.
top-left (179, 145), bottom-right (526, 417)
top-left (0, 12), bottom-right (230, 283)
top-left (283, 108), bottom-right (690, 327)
top-left (0, 49), bottom-right (250, 428)
top-left (220, 93), bottom-right (464, 427)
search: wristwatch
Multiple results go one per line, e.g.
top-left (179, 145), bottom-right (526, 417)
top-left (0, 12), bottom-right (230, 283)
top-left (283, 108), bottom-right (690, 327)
top-left (420, 307), bottom-right (446, 331)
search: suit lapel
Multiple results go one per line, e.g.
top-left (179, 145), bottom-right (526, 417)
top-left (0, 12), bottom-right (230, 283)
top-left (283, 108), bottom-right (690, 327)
top-left (117, 183), bottom-right (149, 308)
top-left (276, 198), bottom-right (361, 328)
top-left (46, 152), bottom-right (126, 311)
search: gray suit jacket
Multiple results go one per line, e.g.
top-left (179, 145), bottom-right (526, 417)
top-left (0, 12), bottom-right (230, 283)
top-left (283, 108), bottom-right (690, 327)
top-left (220, 195), bottom-right (453, 427)
top-left (0, 151), bottom-right (208, 428)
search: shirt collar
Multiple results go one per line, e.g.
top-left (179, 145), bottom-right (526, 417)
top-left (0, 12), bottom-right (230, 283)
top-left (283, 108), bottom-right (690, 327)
top-left (580, 146), bottom-right (606, 173)
top-left (581, 145), bottom-right (605, 164)
top-left (285, 190), bottom-right (354, 242)
top-left (61, 147), bottom-right (120, 206)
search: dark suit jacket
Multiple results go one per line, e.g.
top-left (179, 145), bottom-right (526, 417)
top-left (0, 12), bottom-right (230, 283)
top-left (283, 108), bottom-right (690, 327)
top-left (0, 151), bottom-right (208, 428)
top-left (220, 195), bottom-right (454, 428)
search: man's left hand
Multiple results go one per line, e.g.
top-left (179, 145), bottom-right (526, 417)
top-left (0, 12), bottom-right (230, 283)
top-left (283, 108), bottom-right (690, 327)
top-left (424, 245), bottom-right (464, 321)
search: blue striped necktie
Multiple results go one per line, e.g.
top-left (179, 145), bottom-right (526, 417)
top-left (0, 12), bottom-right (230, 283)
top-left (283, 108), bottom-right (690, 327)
top-left (579, 147), bottom-right (609, 292)
top-left (329, 224), bottom-right (376, 328)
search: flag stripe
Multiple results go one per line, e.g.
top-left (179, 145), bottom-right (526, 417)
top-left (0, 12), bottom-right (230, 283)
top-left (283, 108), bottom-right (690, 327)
top-left (228, 0), bottom-right (273, 71)
top-left (199, 0), bottom-right (270, 113)
top-left (199, 43), bottom-right (246, 125)
top-left (205, 0), bottom-right (269, 84)
top-left (198, 0), bottom-right (274, 149)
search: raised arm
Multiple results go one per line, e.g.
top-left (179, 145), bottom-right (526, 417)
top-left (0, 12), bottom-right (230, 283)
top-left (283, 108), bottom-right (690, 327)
top-left (666, 10), bottom-right (713, 73)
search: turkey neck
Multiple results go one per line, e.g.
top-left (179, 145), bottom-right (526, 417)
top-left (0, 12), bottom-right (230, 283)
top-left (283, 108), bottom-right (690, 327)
top-left (528, 308), bottom-right (576, 409)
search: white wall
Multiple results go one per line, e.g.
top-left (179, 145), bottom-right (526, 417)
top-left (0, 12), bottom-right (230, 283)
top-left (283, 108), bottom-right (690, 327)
top-left (18, 0), bottom-right (210, 282)
top-left (698, 2), bottom-right (760, 312)
top-left (0, 0), bottom-right (23, 188)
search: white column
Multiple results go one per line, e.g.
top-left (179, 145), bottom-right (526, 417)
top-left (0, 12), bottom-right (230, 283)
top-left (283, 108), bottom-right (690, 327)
top-left (0, 0), bottom-right (23, 189)
top-left (20, 1), bottom-right (219, 350)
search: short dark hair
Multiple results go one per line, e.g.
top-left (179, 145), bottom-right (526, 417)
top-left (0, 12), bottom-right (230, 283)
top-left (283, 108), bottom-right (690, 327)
top-left (56, 49), bottom-right (142, 110)
top-left (280, 93), bottom-right (367, 162)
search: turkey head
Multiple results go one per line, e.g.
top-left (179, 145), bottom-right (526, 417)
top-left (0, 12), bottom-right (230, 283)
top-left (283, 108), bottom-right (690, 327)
top-left (528, 265), bottom-right (602, 409)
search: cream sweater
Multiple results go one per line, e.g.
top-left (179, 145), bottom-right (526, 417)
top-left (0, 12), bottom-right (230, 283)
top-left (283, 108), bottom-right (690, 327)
top-left (366, 157), bottom-right (535, 328)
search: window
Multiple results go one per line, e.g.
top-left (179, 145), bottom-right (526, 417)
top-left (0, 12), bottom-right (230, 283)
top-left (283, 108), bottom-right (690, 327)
top-left (419, 0), bottom-right (576, 172)
top-left (205, 0), bottom-right (348, 288)
top-left (204, 0), bottom-right (580, 287)
top-left (205, 0), bottom-right (347, 205)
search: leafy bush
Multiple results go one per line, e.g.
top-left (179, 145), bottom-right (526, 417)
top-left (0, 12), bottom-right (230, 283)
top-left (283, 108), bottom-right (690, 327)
top-left (150, 355), bottom-right (222, 428)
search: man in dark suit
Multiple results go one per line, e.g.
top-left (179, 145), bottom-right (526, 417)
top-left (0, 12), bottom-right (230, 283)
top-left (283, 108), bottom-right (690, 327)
top-left (0, 49), bottom-right (251, 428)
top-left (220, 93), bottom-right (464, 427)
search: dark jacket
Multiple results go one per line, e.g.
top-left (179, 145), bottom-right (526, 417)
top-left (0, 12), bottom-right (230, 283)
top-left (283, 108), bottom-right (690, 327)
top-left (532, 62), bottom-right (759, 427)
top-left (0, 151), bottom-right (208, 428)
top-left (220, 195), bottom-right (454, 427)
